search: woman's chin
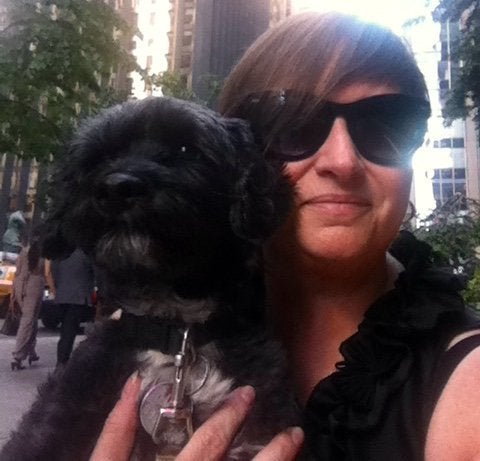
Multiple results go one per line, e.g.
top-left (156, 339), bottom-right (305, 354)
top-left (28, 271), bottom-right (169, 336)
top-left (298, 227), bottom-right (376, 262)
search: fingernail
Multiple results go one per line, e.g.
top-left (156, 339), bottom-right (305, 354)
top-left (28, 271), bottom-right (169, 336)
top-left (122, 371), bottom-right (141, 399)
top-left (287, 427), bottom-right (304, 446)
top-left (229, 385), bottom-right (255, 405)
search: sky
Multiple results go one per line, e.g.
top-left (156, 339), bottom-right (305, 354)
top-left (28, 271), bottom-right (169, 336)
top-left (292, 0), bottom-right (435, 34)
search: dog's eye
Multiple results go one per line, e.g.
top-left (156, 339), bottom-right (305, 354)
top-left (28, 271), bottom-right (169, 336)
top-left (177, 145), bottom-right (202, 161)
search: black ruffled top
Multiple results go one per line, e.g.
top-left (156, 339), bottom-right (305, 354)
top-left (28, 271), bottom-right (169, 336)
top-left (303, 231), bottom-right (479, 460)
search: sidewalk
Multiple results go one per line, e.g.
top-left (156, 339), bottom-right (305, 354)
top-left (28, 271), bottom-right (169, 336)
top-left (0, 320), bottom-right (84, 448)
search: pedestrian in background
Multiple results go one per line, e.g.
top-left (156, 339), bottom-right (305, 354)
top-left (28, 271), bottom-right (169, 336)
top-left (11, 226), bottom-right (47, 370)
top-left (46, 248), bottom-right (95, 366)
top-left (2, 209), bottom-right (27, 256)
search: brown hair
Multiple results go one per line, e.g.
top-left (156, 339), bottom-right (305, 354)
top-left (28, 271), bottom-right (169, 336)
top-left (218, 12), bottom-right (428, 116)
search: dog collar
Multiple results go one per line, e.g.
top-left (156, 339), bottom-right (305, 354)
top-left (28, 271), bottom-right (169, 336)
top-left (116, 312), bottom-right (214, 355)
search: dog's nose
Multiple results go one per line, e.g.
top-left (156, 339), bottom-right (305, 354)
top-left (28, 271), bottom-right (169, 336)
top-left (95, 173), bottom-right (148, 210)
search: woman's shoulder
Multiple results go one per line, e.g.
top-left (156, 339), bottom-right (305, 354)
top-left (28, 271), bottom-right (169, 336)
top-left (425, 335), bottom-right (480, 460)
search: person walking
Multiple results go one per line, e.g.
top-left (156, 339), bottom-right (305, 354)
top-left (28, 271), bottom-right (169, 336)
top-left (47, 248), bottom-right (95, 366)
top-left (11, 226), bottom-right (46, 370)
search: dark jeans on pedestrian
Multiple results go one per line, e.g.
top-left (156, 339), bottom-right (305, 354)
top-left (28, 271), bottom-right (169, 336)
top-left (57, 303), bottom-right (85, 365)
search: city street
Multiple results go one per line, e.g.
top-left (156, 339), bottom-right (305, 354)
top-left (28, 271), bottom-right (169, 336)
top-left (0, 320), bottom-right (84, 449)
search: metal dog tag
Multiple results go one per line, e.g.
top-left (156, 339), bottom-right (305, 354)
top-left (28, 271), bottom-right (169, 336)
top-left (140, 382), bottom-right (193, 459)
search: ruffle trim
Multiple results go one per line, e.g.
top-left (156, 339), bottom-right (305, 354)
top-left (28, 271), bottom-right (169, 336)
top-left (304, 231), bottom-right (466, 455)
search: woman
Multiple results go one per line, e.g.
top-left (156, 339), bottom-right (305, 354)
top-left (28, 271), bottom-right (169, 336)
top-left (93, 12), bottom-right (480, 460)
top-left (11, 226), bottom-right (47, 370)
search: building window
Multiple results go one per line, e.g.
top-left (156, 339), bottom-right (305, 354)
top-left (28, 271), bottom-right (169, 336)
top-left (431, 167), bottom-right (466, 205)
top-left (433, 137), bottom-right (465, 149)
top-left (441, 169), bottom-right (452, 179)
top-left (441, 41), bottom-right (449, 60)
top-left (181, 54), bottom-right (191, 68)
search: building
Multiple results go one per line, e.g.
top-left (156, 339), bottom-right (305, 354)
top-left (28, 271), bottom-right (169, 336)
top-left (406, 10), bottom-right (480, 217)
top-left (127, 0), bottom-right (171, 99)
top-left (167, 0), bottom-right (271, 104)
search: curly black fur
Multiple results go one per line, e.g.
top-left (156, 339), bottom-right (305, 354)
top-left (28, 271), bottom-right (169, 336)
top-left (0, 97), bottom-right (302, 460)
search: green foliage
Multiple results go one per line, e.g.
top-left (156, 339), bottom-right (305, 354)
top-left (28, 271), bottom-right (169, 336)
top-left (151, 71), bottom-right (197, 101)
top-left (434, 0), bottom-right (480, 136)
top-left (150, 71), bottom-right (224, 107)
top-left (0, 0), bottom-right (139, 162)
top-left (414, 194), bottom-right (480, 277)
top-left (415, 194), bottom-right (480, 309)
top-left (464, 267), bottom-right (480, 306)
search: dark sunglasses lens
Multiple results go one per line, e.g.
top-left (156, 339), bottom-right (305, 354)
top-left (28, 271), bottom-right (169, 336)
top-left (349, 98), bottom-right (429, 167)
top-left (351, 119), bottom-right (419, 167)
top-left (267, 117), bottom-right (332, 161)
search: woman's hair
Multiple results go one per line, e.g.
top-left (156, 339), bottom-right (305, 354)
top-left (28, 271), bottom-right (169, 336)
top-left (27, 226), bottom-right (43, 272)
top-left (218, 11), bottom-right (428, 116)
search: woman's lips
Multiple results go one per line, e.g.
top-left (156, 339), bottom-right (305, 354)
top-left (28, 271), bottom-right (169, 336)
top-left (301, 194), bottom-right (370, 220)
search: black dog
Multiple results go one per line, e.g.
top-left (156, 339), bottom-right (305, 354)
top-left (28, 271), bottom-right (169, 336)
top-left (1, 97), bottom-right (302, 460)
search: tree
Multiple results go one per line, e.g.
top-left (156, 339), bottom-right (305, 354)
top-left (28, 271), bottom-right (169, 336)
top-left (0, 0), bottom-right (139, 162)
top-left (434, 0), bottom-right (480, 135)
top-left (414, 194), bottom-right (480, 306)
top-left (414, 194), bottom-right (480, 276)
top-left (151, 70), bottom-right (197, 101)
top-left (150, 70), bottom-right (224, 108)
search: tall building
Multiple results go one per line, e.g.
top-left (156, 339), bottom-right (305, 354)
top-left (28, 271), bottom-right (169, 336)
top-left (167, 0), bottom-right (271, 104)
top-left (406, 11), bottom-right (480, 216)
top-left (129, 0), bottom-right (171, 99)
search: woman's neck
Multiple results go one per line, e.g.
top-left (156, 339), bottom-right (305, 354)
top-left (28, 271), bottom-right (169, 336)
top-left (264, 249), bottom-right (400, 404)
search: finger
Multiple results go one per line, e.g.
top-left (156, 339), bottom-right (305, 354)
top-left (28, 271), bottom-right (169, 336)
top-left (252, 427), bottom-right (304, 461)
top-left (90, 372), bottom-right (142, 461)
top-left (176, 385), bottom-right (255, 461)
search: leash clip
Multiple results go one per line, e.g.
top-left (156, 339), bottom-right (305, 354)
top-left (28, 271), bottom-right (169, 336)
top-left (140, 327), bottom-right (194, 460)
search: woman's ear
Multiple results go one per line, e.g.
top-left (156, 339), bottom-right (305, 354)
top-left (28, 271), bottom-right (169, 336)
top-left (230, 159), bottom-right (293, 243)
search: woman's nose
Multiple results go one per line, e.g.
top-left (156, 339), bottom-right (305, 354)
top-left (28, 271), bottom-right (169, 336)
top-left (312, 118), bottom-right (364, 177)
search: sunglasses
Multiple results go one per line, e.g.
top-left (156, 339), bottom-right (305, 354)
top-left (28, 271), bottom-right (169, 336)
top-left (237, 91), bottom-right (431, 167)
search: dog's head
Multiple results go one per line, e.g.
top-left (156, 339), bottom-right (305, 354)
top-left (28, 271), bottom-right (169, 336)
top-left (43, 97), bottom-right (292, 317)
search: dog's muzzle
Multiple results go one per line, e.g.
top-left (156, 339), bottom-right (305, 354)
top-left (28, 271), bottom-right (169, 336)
top-left (94, 172), bottom-right (149, 213)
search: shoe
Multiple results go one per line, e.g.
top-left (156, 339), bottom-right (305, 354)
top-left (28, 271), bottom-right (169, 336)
top-left (11, 358), bottom-right (25, 370)
top-left (28, 355), bottom-right (40, 366)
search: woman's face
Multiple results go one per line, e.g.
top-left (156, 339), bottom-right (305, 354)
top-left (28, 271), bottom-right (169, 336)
top-left (276, 82), bottom-right (413, 264)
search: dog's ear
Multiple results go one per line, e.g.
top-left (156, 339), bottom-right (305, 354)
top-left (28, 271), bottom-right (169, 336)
top-left (229, 151), bottom-right (293, 243)
top-left (224, 118), bottom-right (293, 243)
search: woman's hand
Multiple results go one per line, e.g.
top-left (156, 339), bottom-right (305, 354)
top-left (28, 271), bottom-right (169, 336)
top-left (90, 372), bottom-right (142, 461)
top-left (176, 385), bottom-right (304, 461)
top-left (90, 376), bottom-right (304, 461)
